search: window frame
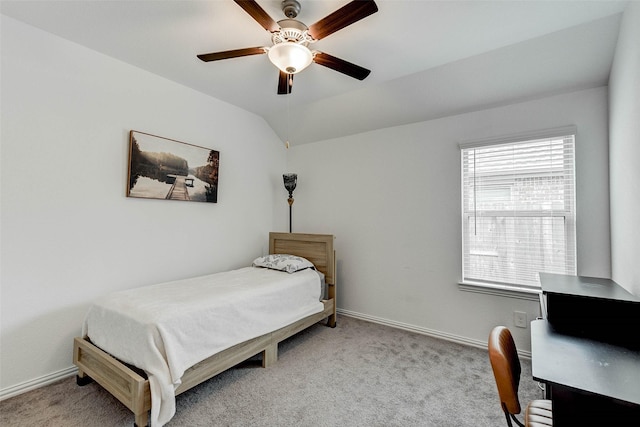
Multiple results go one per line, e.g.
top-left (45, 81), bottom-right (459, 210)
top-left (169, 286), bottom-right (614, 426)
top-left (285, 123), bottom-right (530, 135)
top-left (458, 126), bottom-right (577, 299)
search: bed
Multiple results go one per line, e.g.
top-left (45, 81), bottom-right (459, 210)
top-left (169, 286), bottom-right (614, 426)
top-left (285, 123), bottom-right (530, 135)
top-left (73, 232), bottom-right (336, 427)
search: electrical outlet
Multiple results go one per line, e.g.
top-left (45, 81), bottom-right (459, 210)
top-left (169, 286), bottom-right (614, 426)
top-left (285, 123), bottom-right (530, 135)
top-left (514, 311), bottom-right (527, 328)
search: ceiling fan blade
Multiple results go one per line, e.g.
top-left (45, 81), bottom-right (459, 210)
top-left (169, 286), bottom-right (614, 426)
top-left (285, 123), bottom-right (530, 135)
top-left (197, 47), bottom-right (266, 62)
top-left (313, 52), bottom-right (371, 80)
top-left (307, 0), bottom-right (378, 41)
top-left (233, 0), bottom-right (280, 33)
top-left (278, 71), bottom-right (293, 95)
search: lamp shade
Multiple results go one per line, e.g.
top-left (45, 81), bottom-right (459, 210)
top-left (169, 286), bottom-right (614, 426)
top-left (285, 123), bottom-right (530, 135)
top-left (283, 173), bottom-right (297, 195)
top-left (268, 43), bottom-right (312, 74)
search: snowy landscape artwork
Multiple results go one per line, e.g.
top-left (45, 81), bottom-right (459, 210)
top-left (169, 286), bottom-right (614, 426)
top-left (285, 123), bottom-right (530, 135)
top-left (127, 131), bottom-right (219, 203)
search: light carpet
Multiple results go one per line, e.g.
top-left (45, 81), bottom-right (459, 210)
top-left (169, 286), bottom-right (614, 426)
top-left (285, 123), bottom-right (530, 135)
top-left (0, 315), bottom-right (542, 426)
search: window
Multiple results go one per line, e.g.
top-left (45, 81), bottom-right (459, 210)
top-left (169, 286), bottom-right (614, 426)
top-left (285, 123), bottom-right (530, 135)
top-left (460, 127), bottom-right (577, 292)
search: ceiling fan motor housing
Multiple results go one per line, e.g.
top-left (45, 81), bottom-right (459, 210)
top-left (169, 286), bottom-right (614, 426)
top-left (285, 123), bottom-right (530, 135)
top-left (273, 19), bottom-right (310, 44)
top-left (281, 0), bottom-right (301, 18)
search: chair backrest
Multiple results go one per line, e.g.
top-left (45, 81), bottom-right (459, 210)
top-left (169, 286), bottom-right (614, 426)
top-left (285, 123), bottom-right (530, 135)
top-left (488, 326), bottom-right (522, 416)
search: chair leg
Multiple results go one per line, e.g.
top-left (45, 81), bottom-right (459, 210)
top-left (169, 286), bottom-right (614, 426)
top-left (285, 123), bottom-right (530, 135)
top-left (504, 411), bottom-right (514, 427)
top-left (510, 413), bottom-right (525, 427)
top-left (502, 405), bottom-right (525, 427)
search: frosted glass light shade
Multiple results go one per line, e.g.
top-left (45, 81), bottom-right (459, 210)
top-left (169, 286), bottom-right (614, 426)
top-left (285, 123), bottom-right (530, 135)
top-left (268, 43), bottom-right (312, 74)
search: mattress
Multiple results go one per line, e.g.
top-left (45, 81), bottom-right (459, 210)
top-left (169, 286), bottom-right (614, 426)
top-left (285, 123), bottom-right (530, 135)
top-left (83, 266), bottom-right (324, 426)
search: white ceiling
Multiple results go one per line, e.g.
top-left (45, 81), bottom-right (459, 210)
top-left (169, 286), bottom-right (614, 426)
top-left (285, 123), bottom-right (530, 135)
top-left (1, 0), bottom-right (628, 145)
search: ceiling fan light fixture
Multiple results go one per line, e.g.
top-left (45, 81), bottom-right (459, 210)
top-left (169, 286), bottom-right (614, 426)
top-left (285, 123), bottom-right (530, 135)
top-left (268, 42), bottom-right (313, 74)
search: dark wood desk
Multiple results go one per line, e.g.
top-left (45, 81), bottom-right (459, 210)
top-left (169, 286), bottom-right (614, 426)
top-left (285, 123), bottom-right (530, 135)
top-left (531, 320), bottom-right (640, 420)
top-left (531, 320), bottom-right (640, 404)
top-left (539, 273), bottom-right (640, 348)
top-left (532, 274), bottom-right (640, 425)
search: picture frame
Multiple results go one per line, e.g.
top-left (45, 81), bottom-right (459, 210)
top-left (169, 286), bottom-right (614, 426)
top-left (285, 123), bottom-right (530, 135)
top-left (127, 131), bottom-right (219, 203)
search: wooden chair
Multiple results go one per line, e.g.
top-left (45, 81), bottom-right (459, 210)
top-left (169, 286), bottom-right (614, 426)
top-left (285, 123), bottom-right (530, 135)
top-left (488, 326), bottom-right (553, 427)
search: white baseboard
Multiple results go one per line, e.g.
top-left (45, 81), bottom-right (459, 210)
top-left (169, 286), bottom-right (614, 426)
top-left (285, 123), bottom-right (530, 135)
top-left (337, 308), bottom-right (532, 359)
top-left (0, 366), bottom-right (77, 401)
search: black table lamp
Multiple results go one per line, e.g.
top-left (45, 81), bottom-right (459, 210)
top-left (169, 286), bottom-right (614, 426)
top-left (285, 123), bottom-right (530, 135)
top-left (283, 173), bottom-right (297, 233)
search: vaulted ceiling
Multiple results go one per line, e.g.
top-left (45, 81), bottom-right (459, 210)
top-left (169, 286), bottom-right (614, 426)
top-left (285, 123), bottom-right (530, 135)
top-left (1, 0), bottom-right (628, 145)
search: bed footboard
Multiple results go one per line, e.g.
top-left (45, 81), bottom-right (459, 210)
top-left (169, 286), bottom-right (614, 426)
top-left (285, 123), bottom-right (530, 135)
top-left (73, 337), bottom-right (150, 427)
top-left (73, 298), bottom-right (335, 426)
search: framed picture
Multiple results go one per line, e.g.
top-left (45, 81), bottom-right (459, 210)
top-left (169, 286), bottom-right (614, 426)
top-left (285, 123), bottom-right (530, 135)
top-left (127, 131), bottom-right (219, 203)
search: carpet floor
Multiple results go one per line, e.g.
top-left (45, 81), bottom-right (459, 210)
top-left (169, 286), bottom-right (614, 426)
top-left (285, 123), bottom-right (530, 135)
top-left (0, 315), bottom-right (542, 426)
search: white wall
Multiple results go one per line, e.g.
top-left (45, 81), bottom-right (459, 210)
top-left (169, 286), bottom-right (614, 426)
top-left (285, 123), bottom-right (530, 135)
top-left (288, 87), bottom-right (611, 351)
top-left (1, 5), bottom-right (627, 398)
top-left (609, 2), bottom-right (640, 296)
top-left (0, 16), bottom-right (286, 394)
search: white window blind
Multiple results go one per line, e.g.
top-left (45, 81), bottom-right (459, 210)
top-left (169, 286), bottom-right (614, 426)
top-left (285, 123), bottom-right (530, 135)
top-left (461, 130), bottom-right (577, 289)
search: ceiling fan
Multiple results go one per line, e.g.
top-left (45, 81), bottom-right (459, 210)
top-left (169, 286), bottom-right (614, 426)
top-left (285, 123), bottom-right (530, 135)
top-left (197, 0), bottom-right (378, 95)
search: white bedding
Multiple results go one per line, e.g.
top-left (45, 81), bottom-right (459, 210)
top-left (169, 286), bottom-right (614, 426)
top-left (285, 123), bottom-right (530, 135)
top-left (83, 266), bottom-right (324, 427)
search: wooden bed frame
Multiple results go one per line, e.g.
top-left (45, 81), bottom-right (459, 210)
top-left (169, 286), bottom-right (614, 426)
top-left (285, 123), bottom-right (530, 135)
top-left (73, 232), bottom-right (336, 427)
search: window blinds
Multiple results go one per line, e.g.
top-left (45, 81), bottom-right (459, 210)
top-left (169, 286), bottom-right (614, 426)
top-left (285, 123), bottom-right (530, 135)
top-left (461, 132), bottom-right (577, 289)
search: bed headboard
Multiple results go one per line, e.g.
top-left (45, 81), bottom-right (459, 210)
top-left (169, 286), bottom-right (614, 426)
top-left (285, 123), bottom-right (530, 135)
top-left (269, 232), bottom-right (335, 285)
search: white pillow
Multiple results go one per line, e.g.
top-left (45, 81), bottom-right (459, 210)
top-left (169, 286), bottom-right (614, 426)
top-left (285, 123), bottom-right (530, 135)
top-left (252, 254), bottom-right (314, 274)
